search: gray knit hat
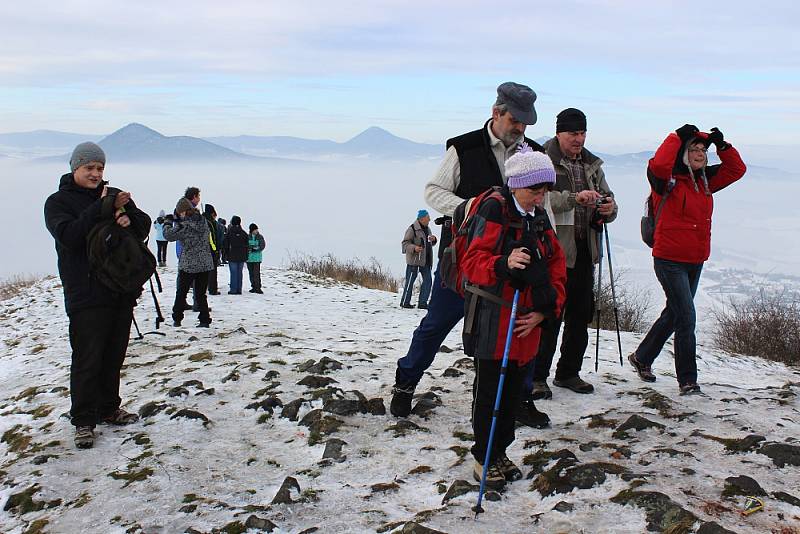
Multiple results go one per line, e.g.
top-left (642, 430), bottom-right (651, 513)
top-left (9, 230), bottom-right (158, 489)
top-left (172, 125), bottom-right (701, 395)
top-left (70, 142), bottom-right (106, 172)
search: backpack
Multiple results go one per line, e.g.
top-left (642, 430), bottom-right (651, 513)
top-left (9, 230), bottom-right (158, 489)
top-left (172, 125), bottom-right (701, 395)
top-left (640, 176), bottom-right (675, 248)
top-left (87, 218), bottom-right (157, 295)
top-left (439, 187), bottom-right (508, 296)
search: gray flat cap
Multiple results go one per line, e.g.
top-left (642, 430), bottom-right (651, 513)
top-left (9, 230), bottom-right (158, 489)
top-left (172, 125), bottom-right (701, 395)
top-left (497, 82), bottom-right (537, 125)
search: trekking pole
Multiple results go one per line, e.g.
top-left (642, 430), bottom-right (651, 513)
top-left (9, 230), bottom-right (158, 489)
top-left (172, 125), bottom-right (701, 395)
top-left (594, 228), bottom-right (604, 372)
top-left (474, 289), bottom-right (520, 518)
top-left (603, 223), bottom-right (623, 365)
top-left (131, 316), bottom-right (144, 340)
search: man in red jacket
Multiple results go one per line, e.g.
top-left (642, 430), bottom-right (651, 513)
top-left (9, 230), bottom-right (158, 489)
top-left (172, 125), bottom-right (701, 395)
top-left (460, 146), bottom-right (566, 489)
top-left (628, 124), bottom-right (746, 395)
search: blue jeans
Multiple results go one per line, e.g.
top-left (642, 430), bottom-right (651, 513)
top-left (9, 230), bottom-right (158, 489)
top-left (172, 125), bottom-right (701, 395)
top-left (400, 265), bottom-right (432, 306)
top-left (635, 258), bottom-right (703, 386)
top-left (228, 261), bottom-right (245, 293)
top-left (395, 268), bottom-right (464, 388)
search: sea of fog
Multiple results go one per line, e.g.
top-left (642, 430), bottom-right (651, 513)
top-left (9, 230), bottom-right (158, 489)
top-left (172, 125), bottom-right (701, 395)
top-left (2, 156), bottom-right (798, 330)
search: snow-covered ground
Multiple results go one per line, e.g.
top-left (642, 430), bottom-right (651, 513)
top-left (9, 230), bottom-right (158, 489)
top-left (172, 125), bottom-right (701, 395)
top-left (1, 268), bottom-right (799, 533)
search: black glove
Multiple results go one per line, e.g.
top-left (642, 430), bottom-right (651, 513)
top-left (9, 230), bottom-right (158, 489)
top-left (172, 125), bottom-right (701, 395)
top-left (707, 127), bottom-right (725, 149)
top-left (676, 124), bottom-right (699, 141)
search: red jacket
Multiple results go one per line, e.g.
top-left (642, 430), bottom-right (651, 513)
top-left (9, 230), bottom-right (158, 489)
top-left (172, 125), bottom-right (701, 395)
top-left (649, 133), bottom-right (746, 263)
top-left (460, 192), bottom-right (566, 364)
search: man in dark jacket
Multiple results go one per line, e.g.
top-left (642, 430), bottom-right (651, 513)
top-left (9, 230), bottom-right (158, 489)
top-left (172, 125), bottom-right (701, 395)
top-left (203, 204), bottom-right (221, 295)
top-left (224, 215), bottom-right (249, 294)
top-left (389, 82), bottom-right (551, 429)
top-left (44, 142), bottom-right (151, 449)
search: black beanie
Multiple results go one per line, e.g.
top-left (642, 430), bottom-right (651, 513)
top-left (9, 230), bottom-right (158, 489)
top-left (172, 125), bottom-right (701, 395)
top-left (556, 108), bottom-right (587, 133)
top-left (231, 215), bottom-right (241, 226)
top-left (204, 203), bottom-right (216, 217)
top-left (249, 223), bottom-right (258, 232)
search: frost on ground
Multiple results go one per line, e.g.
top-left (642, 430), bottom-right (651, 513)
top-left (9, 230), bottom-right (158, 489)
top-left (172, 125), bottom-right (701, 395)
top-left (0, 267), bottom-right (799, 534)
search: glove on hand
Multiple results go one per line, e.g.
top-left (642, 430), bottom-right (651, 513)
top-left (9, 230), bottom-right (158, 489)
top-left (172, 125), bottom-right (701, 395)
top-left (707, 127), bottom-right (725, 148)
top-left (676, 124), bottom-right (699, 141)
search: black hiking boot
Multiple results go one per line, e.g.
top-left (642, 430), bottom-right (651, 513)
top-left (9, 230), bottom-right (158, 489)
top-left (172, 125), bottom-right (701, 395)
top-left (400, 303), bottom-right (415, 309)
top-left (531, 380), bottom-right (552, 400)
top-left (679, 383), bottom-right (702, 396)
top-left (553, 376), bottom-right (595, 394)
top-left (516, 398), bottom-right (551, 428)
top-left (390, 384), bottom-right (415, 417)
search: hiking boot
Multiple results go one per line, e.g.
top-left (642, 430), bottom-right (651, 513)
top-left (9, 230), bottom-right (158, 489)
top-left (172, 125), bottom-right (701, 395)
top-left (417, 303), bottom-right (428, 310)
top-left (253, 289), bottom-right (263, 294)
top-left (100, 408), bottom-right (139, 425)
top-left (74, 426), bottom-right (95, 449)
top-left (628, 353), bottom-right (656, 382)
top-left (679, 383), bottom-right (702, 396)
top-left (531, 380), bottom-right (552, 400)
top-left (496, 454), bottom-right (523, 482)
top-left (389, 385), bottom-right (415, 417)
top-left (400, 303), bottom-right (415, 309)
top-left (553, 376), bottom-right (595, 394)
top-left (172, 320), bottom-right (182, 327)
top-left (473, 460), bottom-right (506, 490)
top-left (516, 398), bottom-right (551, 429)
top-left (197, 322), bottom-right (211, 328)
top-left (208, 291), bottom-right (221, 295)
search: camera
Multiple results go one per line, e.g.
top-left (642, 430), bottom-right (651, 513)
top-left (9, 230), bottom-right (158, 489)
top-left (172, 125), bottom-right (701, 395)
top-left (594, 195), bottom-right (610, 207)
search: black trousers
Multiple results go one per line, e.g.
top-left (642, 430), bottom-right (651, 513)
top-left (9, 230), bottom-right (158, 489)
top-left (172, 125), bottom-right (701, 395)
top-left (533, 237), bottom-right (594, 381)
top-left (156, 241), bottom-right (168, 264)
top-left (68, 306), bottom-right (134, 427)
top-left (471, 358), bottom-right (525, 465)
top-left (207, 253), bottom-right (219, 294)
top-left (247, 262), bottom-right (261, 290)
top-left (174, 270), bottom-right (211, 323)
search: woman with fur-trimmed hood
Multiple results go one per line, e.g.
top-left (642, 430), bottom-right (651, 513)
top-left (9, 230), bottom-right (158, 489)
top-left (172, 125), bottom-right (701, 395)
top-left (628, 124), bottom-right (746, 395)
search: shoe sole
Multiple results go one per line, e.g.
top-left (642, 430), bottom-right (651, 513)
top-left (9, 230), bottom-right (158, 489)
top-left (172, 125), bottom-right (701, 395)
top-left (628, 354), bottom-right (656, 382)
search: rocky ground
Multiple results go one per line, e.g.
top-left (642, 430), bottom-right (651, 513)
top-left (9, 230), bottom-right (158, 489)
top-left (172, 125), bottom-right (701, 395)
top-left (0, 267), bottom-right (799, 533)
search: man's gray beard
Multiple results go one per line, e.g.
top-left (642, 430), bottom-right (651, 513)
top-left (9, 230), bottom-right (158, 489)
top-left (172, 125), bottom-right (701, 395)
top-left (502, 132), bottom-right (522, 147)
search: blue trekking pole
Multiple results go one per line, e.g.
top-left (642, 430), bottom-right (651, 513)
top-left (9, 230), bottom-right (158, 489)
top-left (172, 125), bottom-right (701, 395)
top-left (473, 289), bottom-right (520, 517)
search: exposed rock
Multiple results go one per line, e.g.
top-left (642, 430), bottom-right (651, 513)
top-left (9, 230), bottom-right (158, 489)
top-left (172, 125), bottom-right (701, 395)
top-left (400, 522), bottom-right (447, 534)
top-left (408, 466), bottom-right (432, 475)
top-left (170, 409), bottom-right (211, 427)
top-left (441, 367), bottom-right (463, 377)
top-left (221, 371), bottom-right (240, 383)
top-left (553, 501), bottom-right (574, 513)
top-left (438, 345), bottom-right (454, 354)
top-left (168, 386), bottom-right (189, 398)
top-left (188, 350), bottom-right (213, 362)
top-left (245, 514), bottom-right (277, 532)
top-left (281, 398), bottom-right (309, 421)
top-left (610, 489), bottom-right (697, 533)
top-left (271, 476), bottom-right (301, 504)
top-left (522, 448), bottom-right (577, 477)
top-left (182, 380), bottom-right (204, 389)
top-left (693, 431), bottom-right (766, 453)
top-left (371, 482), bottom-right (400, 493)
top-left (452, 357), bottom-right (472, 369)
top-left (366, 398), bottom-right (386, 415)
top-left (411, 391), bottom-right (443, 419)
top-left (3, 484), bottom-right (61, 514)
top-left (322, 438), bottom-right (347, 463)
top-left (758, 442), bottom-right (800, 467)
top-left (773, 491), bottom-right (800, 508)
top-left (301, 357), bottom-right (344, 374)
top-left (696, 521), bottom-right (737, 534)
top-left (385, 420), bottom-right (430, 438)
top-left (323, 398), bottom-right (363, 416)
top-left (299, 410), bottom-right (344, 444)
top-left (531, 459), bottom-right (628, 496)
top-left (722, 475), bottom-right (766, 497)
top-left (138, 401), bottom-right (170, 418)
top-left (441, 479), bottom-right (478, 503)
top-left (612, 415), bottom-right (665, 439)
top-left (32, 454), bottom-right (58, 465)
top-left (179, 504), bottom-right (197, 513)
top-left (298, 374), bottom-right (338, 388)
top-left (196, 388), bottom-right (215, 396)
top-left (246, 397), bottom-right (284, 413)
top-left (263, 370), bottom-right (280, 381)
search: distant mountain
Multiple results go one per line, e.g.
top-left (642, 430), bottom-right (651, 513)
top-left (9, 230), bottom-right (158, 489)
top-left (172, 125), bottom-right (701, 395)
top-left (97, 123), bottom-right (259, 162)
top-left (207, 126), bottom-right (443, 160)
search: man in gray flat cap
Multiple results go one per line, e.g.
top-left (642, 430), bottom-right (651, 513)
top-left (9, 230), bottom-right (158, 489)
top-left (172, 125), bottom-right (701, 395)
top-left (45, 142), bottom-right (151, 450)
top-left (390, 82), bottom-right (553, 433)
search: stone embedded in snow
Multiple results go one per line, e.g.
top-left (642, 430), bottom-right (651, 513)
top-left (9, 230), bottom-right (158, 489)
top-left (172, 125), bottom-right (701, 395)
top-left (298, 375), bottom-right (338, 388)
top-left (322, 438), bottom-right (347, 463)
top-left (452, 357), bottom-right (472, 369)
top-left (281, 398), bottom-right (309, 421)
top-left (441, 367), bottom-right (463, 377)
top-left (263, 370), bottom-right (280, 381)
top-left (167, 386), bottom-right (189, 397)
top-left (437, 345), bottom-right (453, 353)
top-left (366, 398), bottom-right (386, 415)
top-left (181, 380), bottom-right (204, 389)
top-left (188, 350), bottom-right (213, 362)
top-left (758, 442), bottom-right (800, 467)
top-left (138, 401), bottom-right (170, 418)
top-left (773, 490), bottom-right (800, 507)
top-left (696, 521), bottom-right (738, 534)
top-left (245, 514), bottom-right (277, 532)
top-left (370, 481), bottom-right (400, 493)
top-left (299, 409), bottom-right (345, 444)
top-left (323, 398), bottom-right (363, 416)
top-left (612, 415), bottom-right (666, 439)
top-left (170, 409), bottom-right (211, 427)
top-left (271, 476), bottom-right (301, 504)
top-left (3, 484), bottom-right (62, 514)
top-left (531, 459), bottom-right (627, 496)
top-left (400, 522), bottom-right (448, 534)
top-left (553, 501), bottom-right (574, 512)
top-left (196, 388), bottom-right (215, 396)
top-left (441, 479), bottom-right (477, 503)
top-left (410, 391), bottom-right (442, 419)
top-left (221, 370), bottom-right (240, 383)
top-left (610, 489), bottom-right (697, 532)
top-left (522, 448), bottom-right (578, 478)
top-left (722, 475), bottom-right (766, 497)
top-left (299, 357), bottom-right (344, 374)
top-left (246, 397), bottom-right (284, 413)
top-left (385, 420), bottom-right (430, 437)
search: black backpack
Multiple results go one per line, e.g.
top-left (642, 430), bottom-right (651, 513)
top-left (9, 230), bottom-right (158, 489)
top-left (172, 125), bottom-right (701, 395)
top-left (87, 218), bottom-right (157, 295)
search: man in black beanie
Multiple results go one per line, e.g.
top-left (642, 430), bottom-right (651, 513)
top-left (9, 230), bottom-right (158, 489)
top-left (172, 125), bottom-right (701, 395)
top-left (521, 108), bottom-right (618, 401)
top-left (44, 142), bottom-right (151, 449)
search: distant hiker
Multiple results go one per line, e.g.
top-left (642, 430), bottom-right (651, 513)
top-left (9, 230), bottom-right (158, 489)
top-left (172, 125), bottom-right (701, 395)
top-left (44, 142), bottom-right (149, 449)
top-left (203, 204), bottom-right (221, 296)
top-left (460, 146), bottom-right (566, 488)
top-left (217, 217), bottom-right (228, 265)
top-left (390, 81), bottom-right (553, 421)
top-left (163, 197), bottom-right (213, 327)
top-left (523, 108), bottom-right (618, 402)
top-left (400, 210), bottom-right (437, 309)
top-left (224, 215), bottom-right (249, 294)
top-left (628, 125), bottom-right (746, 395)
top-left (153, 210), bottom-right (168, 267)
top-left (247, 223), bottom-right (266, 294)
